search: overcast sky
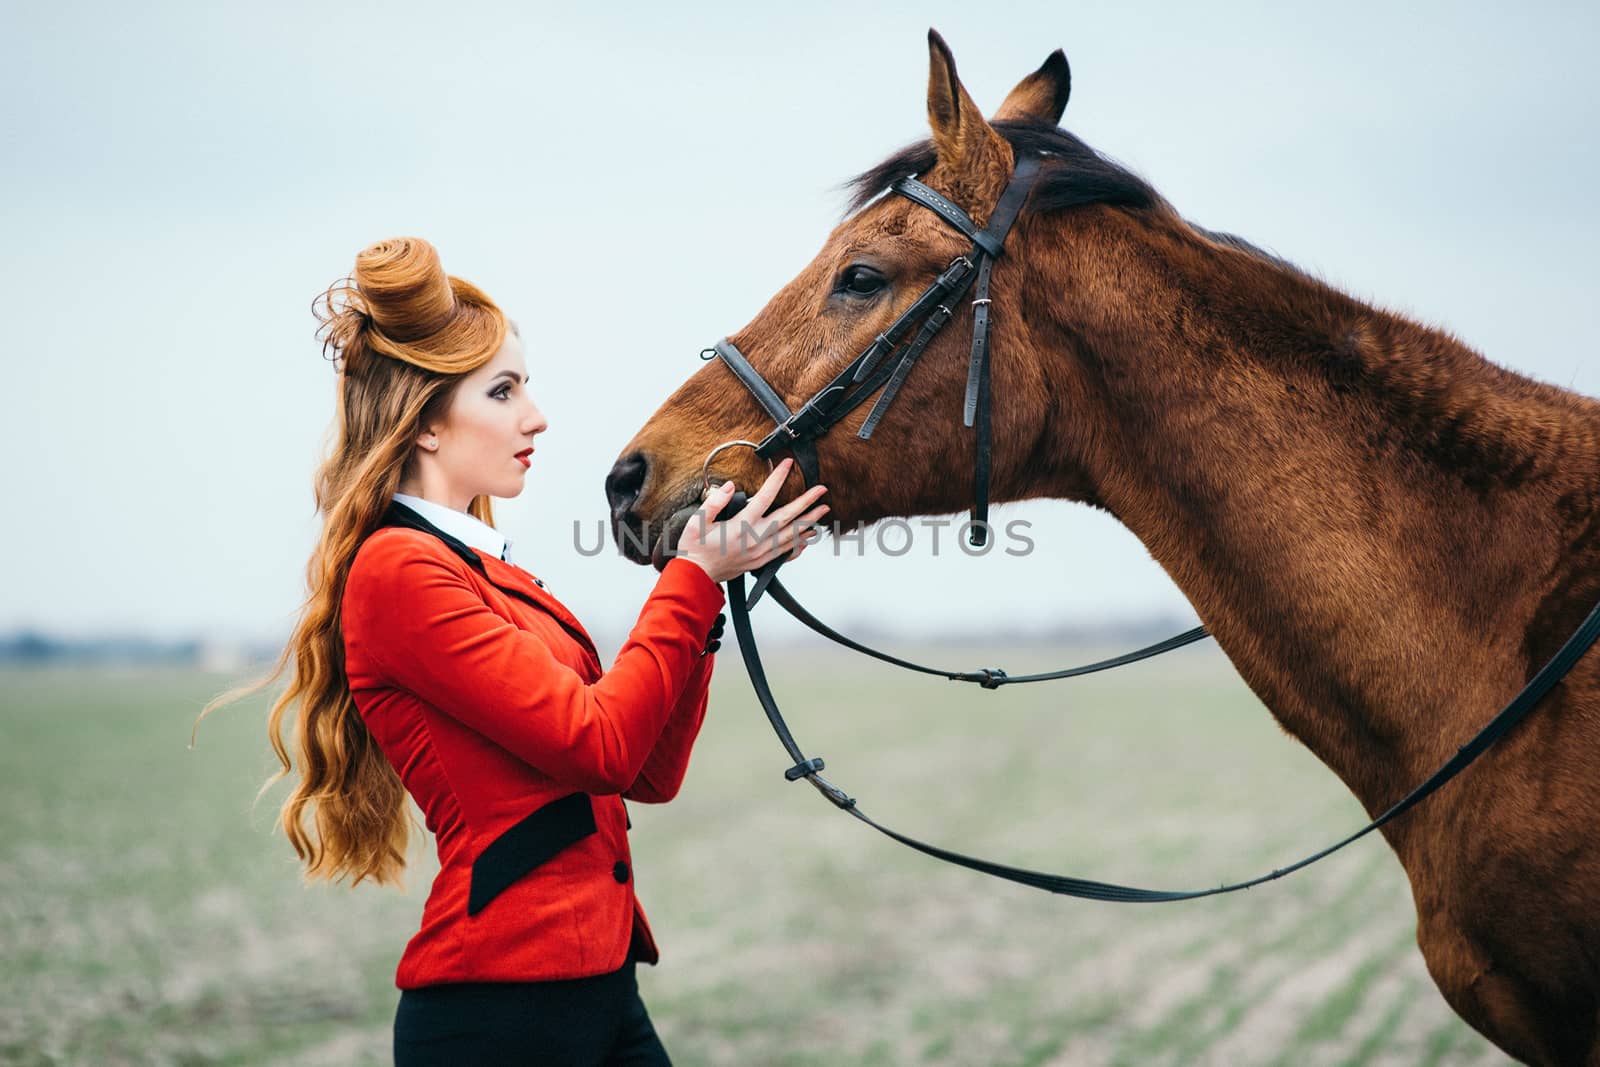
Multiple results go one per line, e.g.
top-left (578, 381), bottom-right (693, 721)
top-left (5, 1), bottom-right (1597, 649)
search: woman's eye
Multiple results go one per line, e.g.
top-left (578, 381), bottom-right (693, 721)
top-left (492, 385), bottom-right (511, 400)
top-left (838, 265), bottom-right (887, 297)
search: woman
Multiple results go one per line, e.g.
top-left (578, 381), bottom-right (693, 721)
top-left (199, 236), bottom-right (828, 1065)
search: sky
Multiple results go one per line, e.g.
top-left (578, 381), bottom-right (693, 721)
top-left (4, 1), bottom-right (1597, 649)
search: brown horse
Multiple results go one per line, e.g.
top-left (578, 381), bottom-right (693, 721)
top-left (606, 31), bottom-right (1600, 1065)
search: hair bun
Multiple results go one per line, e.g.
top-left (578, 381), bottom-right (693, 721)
top-left (353, 237), bottom-right (456, 343)
top-left (313, 236), bottom-right (507, 376)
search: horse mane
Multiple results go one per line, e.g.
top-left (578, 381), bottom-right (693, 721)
top-left (847, 122), bottom-right (1309, 277)
top-left (846, 122), bottom-right (1160, 215)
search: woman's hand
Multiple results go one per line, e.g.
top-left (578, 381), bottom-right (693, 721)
top-left (675, 458), bottom-right (829, 584)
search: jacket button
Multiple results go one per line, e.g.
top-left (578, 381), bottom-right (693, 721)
top-left (612, 861), bottom-right (630, 884)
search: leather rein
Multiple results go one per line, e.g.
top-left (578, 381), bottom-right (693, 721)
top-left (700, 153), bottom-right (1600, 900)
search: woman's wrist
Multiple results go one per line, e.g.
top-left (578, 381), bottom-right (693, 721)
top-left (675, 554), bottom-right (723, 585)
top-left (662, 554), bottom-right (728, 602)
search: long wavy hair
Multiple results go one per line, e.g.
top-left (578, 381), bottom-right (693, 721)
top-left (193, 236), bottom-right (511, 887)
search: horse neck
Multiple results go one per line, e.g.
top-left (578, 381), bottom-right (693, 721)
top-left (1024, 207), bottom-right (1600, 820)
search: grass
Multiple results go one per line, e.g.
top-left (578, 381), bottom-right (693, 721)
top-left (0, 643), bottom-right (1513, 1065)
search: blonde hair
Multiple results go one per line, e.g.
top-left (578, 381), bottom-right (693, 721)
top-left (193, 236), bottom-right (508, 886)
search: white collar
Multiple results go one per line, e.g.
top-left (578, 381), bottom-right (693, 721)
top-left (392, 492), bottom-right (514, 564)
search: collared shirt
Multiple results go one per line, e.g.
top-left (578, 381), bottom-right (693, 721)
top-left (392, 492), bottom-right (515, 565)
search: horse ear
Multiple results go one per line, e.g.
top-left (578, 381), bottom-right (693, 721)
top-left (925, 29), bottom-right (1013, 213)
top-left (993, 49), bottom-right (1071, 126)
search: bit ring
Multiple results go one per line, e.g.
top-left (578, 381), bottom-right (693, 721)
top-left (701, 440), bottom-right (775, 493)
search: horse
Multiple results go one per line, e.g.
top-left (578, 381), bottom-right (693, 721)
top-left (604, 31), bottom-right (1600, 1065)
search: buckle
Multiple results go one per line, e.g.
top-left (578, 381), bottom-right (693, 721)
top-left (784, 756), bottom-right (825, 780)
top-left (951, 667), bottom-right (1009, 689)
top-left (783, 757), bottom-right (855, 809)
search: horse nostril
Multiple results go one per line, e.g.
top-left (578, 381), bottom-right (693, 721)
top-left (605, 452), bottom-right (649, 518)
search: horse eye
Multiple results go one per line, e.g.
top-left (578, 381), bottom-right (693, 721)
top-left (837, 265), bottom-right (887, 298)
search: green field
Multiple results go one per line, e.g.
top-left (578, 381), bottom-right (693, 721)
top-left (0, 644), bottom-right (1511, 1065)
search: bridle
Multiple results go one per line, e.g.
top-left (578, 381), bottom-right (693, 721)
top-left (696, 152), bottom-right (1600, 901)
top-left (703, 153), bottom-right (1045, 607)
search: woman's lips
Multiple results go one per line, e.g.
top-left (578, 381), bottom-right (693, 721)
top-left (515, 448), bottom-right (533, 468)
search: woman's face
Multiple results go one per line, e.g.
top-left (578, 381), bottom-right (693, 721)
top-left (419, 331), bottom-right (547, 509)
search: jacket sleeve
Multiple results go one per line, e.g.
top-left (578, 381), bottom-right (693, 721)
top-left (343, 540), bottom-right (726, 795)
top-left (623, 649), bottom-right (715, 804)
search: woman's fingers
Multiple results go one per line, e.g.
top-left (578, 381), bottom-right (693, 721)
top-left (690, 479), bottom-right (738, 536)
top-left (787, 522), bottom-right (825, 560)
top-left (737, 459), bottom-right (794, 522)
top-left (767, 483), bottom-right (829, 526)
top-left (688, 460), bottom-right (831, 576)
top-left (680, 483), bottom-right (730, 554)
top-left (736, 468), bottom-right (827, 547)
top-left (776, 504), bottom-right (831, 546)
top-left (752, 510), bottom-right (829, 567)
top-left (753, 503), bottom-right (830, 559)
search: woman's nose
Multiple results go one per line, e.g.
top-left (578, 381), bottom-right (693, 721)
top-left (605, 452), bottom-right (648, 519)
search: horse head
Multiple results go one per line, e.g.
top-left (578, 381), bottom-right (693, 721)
top-left (606, 31), bottom-right (1137, 564)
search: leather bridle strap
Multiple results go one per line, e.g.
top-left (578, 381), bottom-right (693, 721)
top-left (895, 156), bottom-right (1043, 545)
top-left (710, 329), bottom-right (926, 608)
top-left (857, 275), bottom-right (978, 438)
top-left (966, 253), bottom-right (999, 545)
top-left (729, 572), bottom-right (1600, 901)
top-left (708, 339), bottom-right (823, 490)
top-left (891, 178), bottom-right (1005, 258)
top-left (708, 252), bottom-right (977, 468)
top-left (764, 573), bottom-right (1211, 688)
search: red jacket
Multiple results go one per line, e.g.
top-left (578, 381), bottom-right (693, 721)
top-left (339, 499), bottom-right (726, 988)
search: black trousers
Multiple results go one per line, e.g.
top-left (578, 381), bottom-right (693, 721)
top-left (393, 956), bottom-right (671, 1066)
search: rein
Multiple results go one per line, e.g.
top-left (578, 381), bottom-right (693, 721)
top-left (699, 154), bottom-right (1600, 898)
top-left (765, 573), bottom-right (1211, 689)
top-left (728, 570), bottom-right (1600, 901)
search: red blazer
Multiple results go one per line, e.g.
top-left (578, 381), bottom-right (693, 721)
top-left (339, 499), bottom-right (726, 988)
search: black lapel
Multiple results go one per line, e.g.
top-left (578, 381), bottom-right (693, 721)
top-left (381, 499), bottom-right (490, 572)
